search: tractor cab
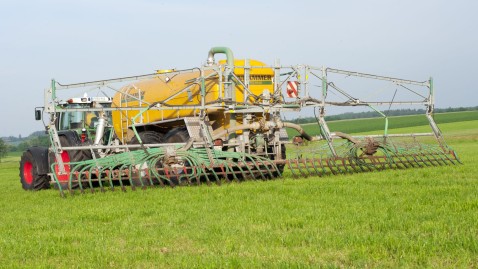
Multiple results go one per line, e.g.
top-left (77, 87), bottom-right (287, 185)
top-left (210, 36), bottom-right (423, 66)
top-left (55, 94), bottom-right (113, 144)
top-left (56, 96), bottom-right (113, 132)
top-left (51, 95), bottom-right (113, 145)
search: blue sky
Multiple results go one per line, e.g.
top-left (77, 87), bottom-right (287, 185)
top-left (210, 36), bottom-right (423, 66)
top-left (1, 0), bottom-right (477, 136)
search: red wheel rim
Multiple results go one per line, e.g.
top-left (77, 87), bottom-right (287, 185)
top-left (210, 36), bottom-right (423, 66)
top-left (23, 161), bottom-right (33, 184)
top-left (54, 151), bottom-right (71, 182)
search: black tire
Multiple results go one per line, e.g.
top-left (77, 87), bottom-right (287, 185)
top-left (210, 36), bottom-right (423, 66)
top-left (130, 131), bottom-right (164, 145)
top-left (129, 131), bottom-right (164, 187)
top-left (163, 127), bottom-right (189, 143)
top-left (163, 127), bottom-right (190, 186)
top-left (19, 148), bottom-right (50, 190)
top-left (50, 135), bottom-right (92, 190)
top-left (59, 135), bottom-right (92, 163)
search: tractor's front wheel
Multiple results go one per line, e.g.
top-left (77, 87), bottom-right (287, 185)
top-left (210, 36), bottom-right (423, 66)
top-left (19, 147), bottom-right (50, 190)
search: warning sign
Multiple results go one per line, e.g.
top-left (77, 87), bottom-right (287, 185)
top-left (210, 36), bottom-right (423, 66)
top-left (286, 81), bottom-right (299, 98)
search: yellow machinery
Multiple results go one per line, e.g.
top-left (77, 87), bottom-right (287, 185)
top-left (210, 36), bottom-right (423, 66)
top-left (19, 47), bottom-right (459, 196)
top-left (112, 59), bottom-right (275, 143)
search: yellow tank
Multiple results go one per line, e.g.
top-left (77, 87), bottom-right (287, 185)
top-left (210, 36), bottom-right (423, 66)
top-left (112, 59), bottom-right (275, 142)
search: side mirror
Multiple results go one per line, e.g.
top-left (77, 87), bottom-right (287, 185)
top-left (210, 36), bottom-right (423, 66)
top-left (35, 107), bottom-right (43, 121)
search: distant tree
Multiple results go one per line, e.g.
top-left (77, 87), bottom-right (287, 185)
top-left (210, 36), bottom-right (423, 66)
top-left (0, 138), bottom-right (7, 162)
top-left (14, 135), bottom-right (50, 152)
top-left (16, 141), bottom-right (31, 152)
top-left (28, 130), bottom-right (47, 138)
top-left (8, 145), bottom-right (17, 152)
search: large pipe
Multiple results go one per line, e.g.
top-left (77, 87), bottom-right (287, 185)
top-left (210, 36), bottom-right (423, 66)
top-left (280, 122), bottom-right (316, 141)
top-left (212, 122), bottom-right (261, 140)
top-left (332, 131), bottom-right (358, 144)
top-left (94, 116), bottom-right (106, 145)
top-left (206, 47), bottom-right (234, 71)
top-left (94, 103), bottom-right (107, 146)
top-left (212, 121), bottom-right (318, 142)
top-left (207, 47), bottom-right (236, 139)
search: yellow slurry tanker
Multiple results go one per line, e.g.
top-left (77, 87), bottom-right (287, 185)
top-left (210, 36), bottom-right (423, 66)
top-left (112, 58), bottom-right (276, 144)
top-left (19, 47), bottom-right (459, 196)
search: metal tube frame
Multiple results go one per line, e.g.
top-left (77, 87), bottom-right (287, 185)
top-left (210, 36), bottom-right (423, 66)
top-left (43, 60), bottom-right (449, 177)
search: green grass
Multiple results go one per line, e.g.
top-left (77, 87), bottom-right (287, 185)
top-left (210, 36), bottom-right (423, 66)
top-left (0, 152), bottom-right (23, 164)
top-left (288, 110), bottom-right (478, 137)
top-left (1, 116), bottom-right (478, 267)
top-left (7, 151), bottom-right (23, 158)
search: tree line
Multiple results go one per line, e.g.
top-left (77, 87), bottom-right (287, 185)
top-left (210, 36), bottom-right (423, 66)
top-left (8, 135), bottom-right (50, 152)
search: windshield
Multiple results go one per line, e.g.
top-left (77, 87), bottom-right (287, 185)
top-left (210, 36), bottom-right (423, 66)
top-left (58, 103), bottom-right (112, 131)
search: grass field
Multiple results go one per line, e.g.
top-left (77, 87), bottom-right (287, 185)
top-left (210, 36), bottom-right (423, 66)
top-left (288, 110), bottom-right (478, 137)
top-left (1, 113), bottom-right (477, 268)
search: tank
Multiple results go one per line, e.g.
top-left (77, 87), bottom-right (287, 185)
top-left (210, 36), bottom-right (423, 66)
top-left (111, 59), bottom-right (275, 142)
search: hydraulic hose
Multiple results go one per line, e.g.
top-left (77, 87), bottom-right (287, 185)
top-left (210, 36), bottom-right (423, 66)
top-left (280, 122), bottom-right (316, 141)
top-left (332, 131), bottom-right (359, 144)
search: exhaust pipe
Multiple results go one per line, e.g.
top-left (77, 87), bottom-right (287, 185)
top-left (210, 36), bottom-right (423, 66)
top-left (94, 113), bottom-right (107, 146)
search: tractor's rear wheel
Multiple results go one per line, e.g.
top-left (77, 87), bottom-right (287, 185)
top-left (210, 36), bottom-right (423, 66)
top-left (19, 148), bottom-right (49, 190)
top-left (50, 135), bottom-right (92, 190)
top-left (129, 131), bottom-right (164, 187)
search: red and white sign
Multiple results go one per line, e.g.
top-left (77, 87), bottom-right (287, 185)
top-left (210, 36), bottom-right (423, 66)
top-left (286, 81), bottom-right (299, 98)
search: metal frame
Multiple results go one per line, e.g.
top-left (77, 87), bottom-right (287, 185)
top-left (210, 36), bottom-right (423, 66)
top-left (44, 63), bottom-right (446, 152)
top-left (39, 58), bottom-right (458, 196)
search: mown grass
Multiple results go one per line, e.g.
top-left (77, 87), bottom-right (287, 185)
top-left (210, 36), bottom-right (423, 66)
top-left (0, 116), bottom-right (477, 268)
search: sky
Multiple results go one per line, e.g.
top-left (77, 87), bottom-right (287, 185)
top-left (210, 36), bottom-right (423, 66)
top-left (0, 0), bottom-right (477, 137)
